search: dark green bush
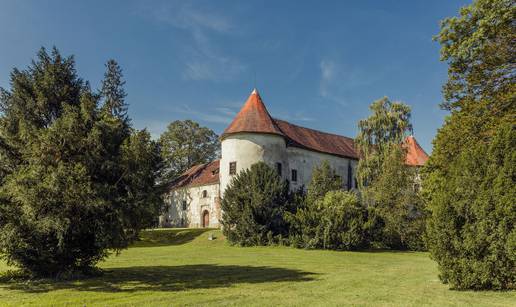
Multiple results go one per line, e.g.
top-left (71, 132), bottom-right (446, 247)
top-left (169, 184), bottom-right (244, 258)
top-left (220, 162), bottom-right (289, 246)
top-left (424, 124), bottom-right (515, 290)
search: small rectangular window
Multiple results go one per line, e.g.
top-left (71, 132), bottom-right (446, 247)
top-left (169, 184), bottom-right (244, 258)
top-left (276, 162), bottom-right (282, 176)
top-left (181, 200), bottom-right (187, 211)
top-left (229, 161), bottom-right (236, 175)
top-left (291, 169), bottom-right (297, 182)
top-left (202, 190), bottom-right (207, 198)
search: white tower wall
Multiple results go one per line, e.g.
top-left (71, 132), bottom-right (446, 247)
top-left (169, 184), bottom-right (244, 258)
top-left (220, 133), bottom-right (288, 196)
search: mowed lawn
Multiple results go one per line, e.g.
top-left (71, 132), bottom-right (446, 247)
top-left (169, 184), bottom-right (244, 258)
top-left (0, 229), bottom-right (514, 306)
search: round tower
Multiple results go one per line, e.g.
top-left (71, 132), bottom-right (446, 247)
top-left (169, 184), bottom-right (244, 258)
top-left (220, 89), bottom-right (288, 196)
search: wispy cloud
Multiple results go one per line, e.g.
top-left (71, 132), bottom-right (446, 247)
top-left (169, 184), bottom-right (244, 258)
top-left (170, 104), bottom-right (235, 125)
top-left (140, 1), bottom-right (245, 82)
top-left (275, 111), bottom-right (315, 122)
top-left (319, 58), bottom-right (376, 105)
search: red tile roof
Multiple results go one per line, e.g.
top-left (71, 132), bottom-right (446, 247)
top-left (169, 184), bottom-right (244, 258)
top-left (222, 89), bottom-right (284, 137)
top-left (169, 160), bottom-right (220, 189)
top-left (404, 136), bottom-right (429, 166)
top-left (274, 119), bottom-right (358, 159)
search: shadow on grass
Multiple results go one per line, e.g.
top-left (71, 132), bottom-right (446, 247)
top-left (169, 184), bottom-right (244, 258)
top-left (131, 228), bottom-right (215, 247)
top-left (0, 264), bottom-right (316, 293)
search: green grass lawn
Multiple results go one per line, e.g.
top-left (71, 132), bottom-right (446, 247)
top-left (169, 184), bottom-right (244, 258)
top-left (0, 229), bottom-right (514, 306)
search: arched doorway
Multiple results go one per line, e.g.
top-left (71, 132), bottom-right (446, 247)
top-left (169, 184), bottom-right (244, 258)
top-left (202, 210), bottom-right (209, 228)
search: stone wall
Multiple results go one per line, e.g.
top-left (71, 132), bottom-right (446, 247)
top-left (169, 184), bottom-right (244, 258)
top-left (161, 183), bottom-right (220, 228)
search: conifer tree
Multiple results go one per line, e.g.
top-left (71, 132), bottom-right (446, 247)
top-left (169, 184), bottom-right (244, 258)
top-left (101, 59), bottom-right (128, 121)
top-left (0, 47), bottom-right (162, 277)
top-left (220, 162), bottom-right (289, 246)
top-left (424, 0), bottom-right (515, 290)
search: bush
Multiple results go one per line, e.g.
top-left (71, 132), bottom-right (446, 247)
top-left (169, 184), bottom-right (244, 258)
top-left (424, 123), bottom-right (515, 290)
top-left (220, 162), bottom-right (289, 246)
top-left (286, 161), bottom-right (368, 250)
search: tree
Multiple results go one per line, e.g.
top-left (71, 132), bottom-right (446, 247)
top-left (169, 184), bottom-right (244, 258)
top-left (0, 47), bottom-right (162, 277)
top-left (306, 160), bottom-right (342, 204)
top-left (286, 161), bottom-right (348, 249)
top-left (159, 120), bottom-right (219, 181)
top-left (220, 162), bottom-right (289, 246)
top-left (424, 0), bottom-right (515, 290)
top-left (101, 59), bottom-right (128, 121)
top-left (355, 97), bottom-right (424, 250)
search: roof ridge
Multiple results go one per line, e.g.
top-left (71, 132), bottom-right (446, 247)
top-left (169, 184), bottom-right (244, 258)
top-left (273, 118), bottom-right (355, 142)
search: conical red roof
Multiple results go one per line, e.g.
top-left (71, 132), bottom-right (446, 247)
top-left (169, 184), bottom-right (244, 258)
top-left (404, 135), bottom-right (429, 166)
top-left (222, 89), bottom-right (284, 138)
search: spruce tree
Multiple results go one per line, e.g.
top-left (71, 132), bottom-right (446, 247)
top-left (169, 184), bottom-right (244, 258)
top-left (101, 59), bottom-right (128, 121)
top-left (0, 47), bottom-right (162, 277)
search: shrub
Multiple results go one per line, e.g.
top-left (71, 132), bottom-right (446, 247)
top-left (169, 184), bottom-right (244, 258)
top-left (286, 161), bottom-right (368, 250)
top-left (220, 162), bottom-right (289, 246)
top-left (424, 123), bottom-right (515, 290)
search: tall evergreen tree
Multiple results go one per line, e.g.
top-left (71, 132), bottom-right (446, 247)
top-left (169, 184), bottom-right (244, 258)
top-left (101, 59), bottom-right (128, 121)
top-left (424, 0), bottom-right (515, 290)
top-left (0, 47), bottom-right (162, 277)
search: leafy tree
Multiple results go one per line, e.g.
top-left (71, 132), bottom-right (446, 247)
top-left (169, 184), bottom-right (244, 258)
top-left (306, 160), bottom-right (342, 204)
top-left (286, 161), bottom-right (349, 249)
top-left (220, 162), bottom-right (289, 246)
top-left (356, 96), bottom-right (412, 192)
top-left (159, 120), bottom-right (219, 181)
top-left (0, 47), bottom-right (162, 277)
top-left (424, 0), bottom-right (515, 290)
top-left (355, 97), bottom-right (424, 250)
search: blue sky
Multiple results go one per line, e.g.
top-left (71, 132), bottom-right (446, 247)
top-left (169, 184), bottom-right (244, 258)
top-left (0, 0), bottom-right (469, 153)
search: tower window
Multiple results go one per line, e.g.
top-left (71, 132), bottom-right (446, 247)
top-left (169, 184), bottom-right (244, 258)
top-left (276, 162), bottom-right (282, 176)
top-left (229, 161), bottom-right (237, 175)
top-left (291, 169), bottom-right (297, 182)
top-left (202, 190), bottom-right (207, 198)
top-left (181, 200), bottom-right (187, 211)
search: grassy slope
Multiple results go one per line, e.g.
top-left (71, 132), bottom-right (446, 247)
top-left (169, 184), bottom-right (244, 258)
top-left (0, 229), bottom-right (514, 306)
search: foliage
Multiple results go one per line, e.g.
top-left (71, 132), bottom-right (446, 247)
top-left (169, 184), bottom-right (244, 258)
top-left (0, 47), bottom-right (162, 277)
top-left (355, 97), bottom-right (424, 250)
top-left (287, 161), bottom-right (368, 250)
top-left (424, 0), bottom-right (515, 290)
top-left (355, 96), bottom-right (412, 191)
top-left (101, 59), bottom-right (128, 121)
top-left (159, 120), bottom-right (219, 182)
top-left (367, 146), bottom-right (426, 250)
top-left (220, 162), bottom-right (289, 246)
top-left (306, 160), bottom-right (342, 204)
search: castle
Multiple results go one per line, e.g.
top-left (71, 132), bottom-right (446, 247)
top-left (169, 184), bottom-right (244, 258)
top-left (160, 89), bottom-right (429, 228)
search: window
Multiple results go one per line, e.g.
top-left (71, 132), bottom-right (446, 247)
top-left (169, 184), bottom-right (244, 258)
top-left (202, 190), bottom-right (207, 198)
top-left (181, 200), bottom-right (187, 211)
top-left (229, 161), bottom-right (237, 175)
top-left (276, 162), bottom-right (282, 176)
top-left (347, 162), bottom-right (353, 190)
top-left (291, 169), bottom-right (297, 182)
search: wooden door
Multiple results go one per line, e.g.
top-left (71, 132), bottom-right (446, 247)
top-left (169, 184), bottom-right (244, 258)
top-left (202, 210), bottom-right (209, 228)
